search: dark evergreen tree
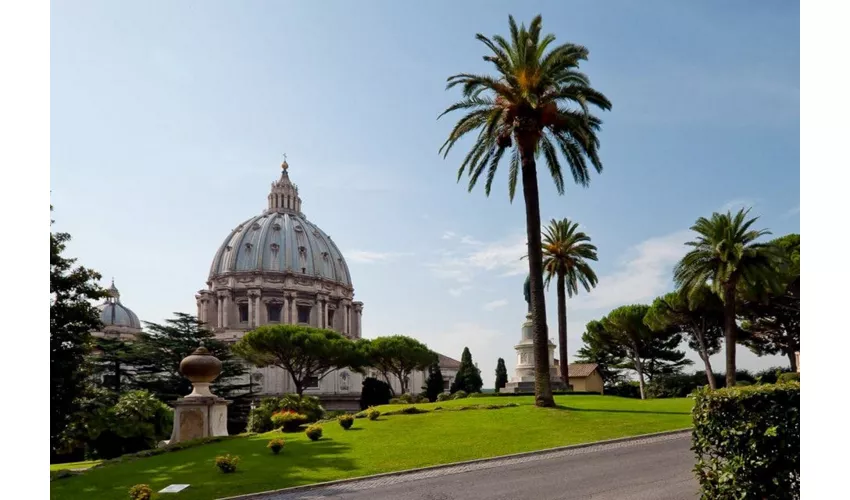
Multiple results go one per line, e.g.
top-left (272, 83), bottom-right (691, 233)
top-left (495, 358), bottom-right (508, 392)
top-left (423, 360), bottom-right (445, 402)
top-left (359, 377), bottom-right (392, 409)
top-left (575, 320), bottom-right (626, 387)
top-left (51, 207), bottom-right (109, 459)
top-left (130, 313), bottom-right (249, 401)
top-left (89, 336), bottom-right (135, 395)
top-left (450, 347), bottom-right (484, 393)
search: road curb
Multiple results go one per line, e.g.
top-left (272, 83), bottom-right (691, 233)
top-left (218, 428), bottom-right (693, 500)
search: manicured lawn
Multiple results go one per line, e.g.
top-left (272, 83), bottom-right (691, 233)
top-left (50, 395), bottom-right (693, 500)
top-left (49, 460), bottom-right (102, 472)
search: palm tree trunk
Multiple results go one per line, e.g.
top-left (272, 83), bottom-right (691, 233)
top-left (518, 135), bottom-right (555, 408)
top-left (557, 271), bottom-right (569, 387)
top-left (723, 285), bottom-right (738, 387)
top-left (787, 350), bottom-right (798, 373)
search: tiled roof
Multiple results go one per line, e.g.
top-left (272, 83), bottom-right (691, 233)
top-left (554, 360), bottom-right (599, 378)
top-left (437, 353), bottom-right (461, 370)
top-left (567, 363), bottom-right (599, 377)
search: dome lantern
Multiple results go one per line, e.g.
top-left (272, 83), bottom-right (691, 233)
top-left (267, 155), bottom-right (302, 214)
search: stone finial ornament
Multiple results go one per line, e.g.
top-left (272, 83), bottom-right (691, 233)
top-left (179, 345), bottom-right (223, 398)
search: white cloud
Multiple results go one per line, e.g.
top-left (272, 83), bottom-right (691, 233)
top-left (427, 233), bottom-right (528, 285)
top-left (449, 285), bottom-right (473, 297)
top-left (720, 199), bottom-right (758, 213)
top-left (483, 299), bottom-right (508, 311)
top-left (346, 250), bottom-right (411, 264)
top-left (571, 230), bottom-right (692, 312)
top-left (441, 231), bottom-right (456, 240)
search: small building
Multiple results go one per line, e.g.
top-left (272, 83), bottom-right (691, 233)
top-left (554, 360), bottom-right (604, 394)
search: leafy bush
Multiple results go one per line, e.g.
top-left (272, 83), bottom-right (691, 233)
top-left (359, 377), bottom-right (392, 409)
top-left (338, 414), bottom-right (354, 430)
top-left (450, 390), bottom-right (468, 400)
top-left (778, 372), bottom-right (800, 383)
top-left (267, 438), bottom-right (285, 455)
top-left (247, 395), bottom-right (324, 432)
top-left (215, 454), bottom-right (240, 473)
top-left (414, 394), bottom-right (429, 403)
top-left (468, 392), bottom-right (489, 398)
top-left (368, 408), bottom-right (380, 420)
top-left (388, 398), bottom-right (403, 404)
top-left (399, 393), bottom-right (415, 404)
top-left (62, 389), bottom-right (173, 459)
top-left (436, 393), bottom-right (451, 402)
top-left (128, 484), bottom-right (153, 500)
top-left (305, 424), bottom-right (323, 441)
top-left (270, 410), bottom-right (309, 432)
top-left (736, 380), bottom-right (752, 386)
top-left (753, 366), bottom-right (792, 385)
top-left (692, 383), bottom-right (800, 499)
top-left (606, 381), bottom-right (642, 398)
top-left (397, 406), bottom-right (428, 415)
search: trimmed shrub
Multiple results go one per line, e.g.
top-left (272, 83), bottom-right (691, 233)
top-left (359, 377), bottom-right (392, 409)
top-left (270, 410), bottom-right (309, 432)
top-left (736, 380), bottom-right (752, 387)
top-left (338, 414), bottom-right (354, 430)
top-left (247, 395), bottom-right (324, 432)
top-left (436, 392), bottom-right (451, 402)
top-left (414, 394), bottom-right (429, 403)
top-left (305, 424), bottom-right (323, 441)
top-left (692, 383), bottom-right (800, 499)
top-left (778, 372), bottom-right (800, 383)
top-left (468, 392), bottom-right (489, 398)
top-left (267, 438), bottom-right (285, 455)
top-left (400, 406), bottom-right (428, 415)
top-left (128, 484), bottom-right (153, 500)
top-left (215, 454), bottom-right (240, 473)
top-left (753, 366), bottom-right (791, 385)
top-left (399, 393), bottom-right (415, 404)
top-left (450, 390), bottom-right (468, 400)
top-left (367, 408), bottom-right (380, 420)
top-left (388, 398), bottom-right (403, 404)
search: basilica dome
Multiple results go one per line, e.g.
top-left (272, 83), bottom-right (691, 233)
top-left (97, 280), bottom-right (141, 329)
top-left (197, 160), bottom-right (363, 342)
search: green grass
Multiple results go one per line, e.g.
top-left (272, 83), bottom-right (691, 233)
top-left (50, 460), bottom-right (102, 472)
top-left (51, 395), bottom-right (693, 500)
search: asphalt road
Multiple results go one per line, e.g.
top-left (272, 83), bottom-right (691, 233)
top-left (258, 431), bottom-right (698, 500)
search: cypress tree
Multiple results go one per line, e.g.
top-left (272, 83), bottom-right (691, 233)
top-left (450, 347), bottom-right (483, 393)
top-left (495, 357), bottom-right (508, 392)
top-left (423, 360), bottom-right (445, 402)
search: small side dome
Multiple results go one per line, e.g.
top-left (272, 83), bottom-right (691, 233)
top-left (96, 279), bottom-right (141, 329)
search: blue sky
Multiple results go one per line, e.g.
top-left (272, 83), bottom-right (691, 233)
top-left (51, 1), bottom-right (800, 385)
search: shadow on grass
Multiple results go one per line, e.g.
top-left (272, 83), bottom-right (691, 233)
top-left (554, 405), bottom-right (691, 416)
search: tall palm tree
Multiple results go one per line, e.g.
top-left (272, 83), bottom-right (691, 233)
top-left (673, 208), bottom-right (781, 387)
top-left (439, 15), bottom-right (611, 407)
top-left (541, 218), bottom-right (598, 386)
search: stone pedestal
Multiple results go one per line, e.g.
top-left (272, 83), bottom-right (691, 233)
top-left (169, 396), bottom-right (230, 443)
top-left (503, 313), bottom-right (567, 393)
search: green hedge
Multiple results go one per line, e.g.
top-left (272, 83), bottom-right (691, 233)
top-left (692, 383), bottom-right (800, 499)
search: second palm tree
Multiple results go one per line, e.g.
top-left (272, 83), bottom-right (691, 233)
top-left (541, 218), bottom-right (599, 386)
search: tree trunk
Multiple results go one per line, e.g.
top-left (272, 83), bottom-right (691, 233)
top-left (114, 360), bottom-right (121, 394)
top-left (291, 372), bottom-right (304, 397)
top-left (557, 271), bottom-right (569, 387)
top-left (518, 135), bottom-right (555, 408)
top-left (632, 348), bottom-right (646, 400)
top-left (788, 350), bottom-right (798, 373)
top-left (723, 285), bottom-right (738, 387)
top-left (693, 323), bottom-right (716, 390)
